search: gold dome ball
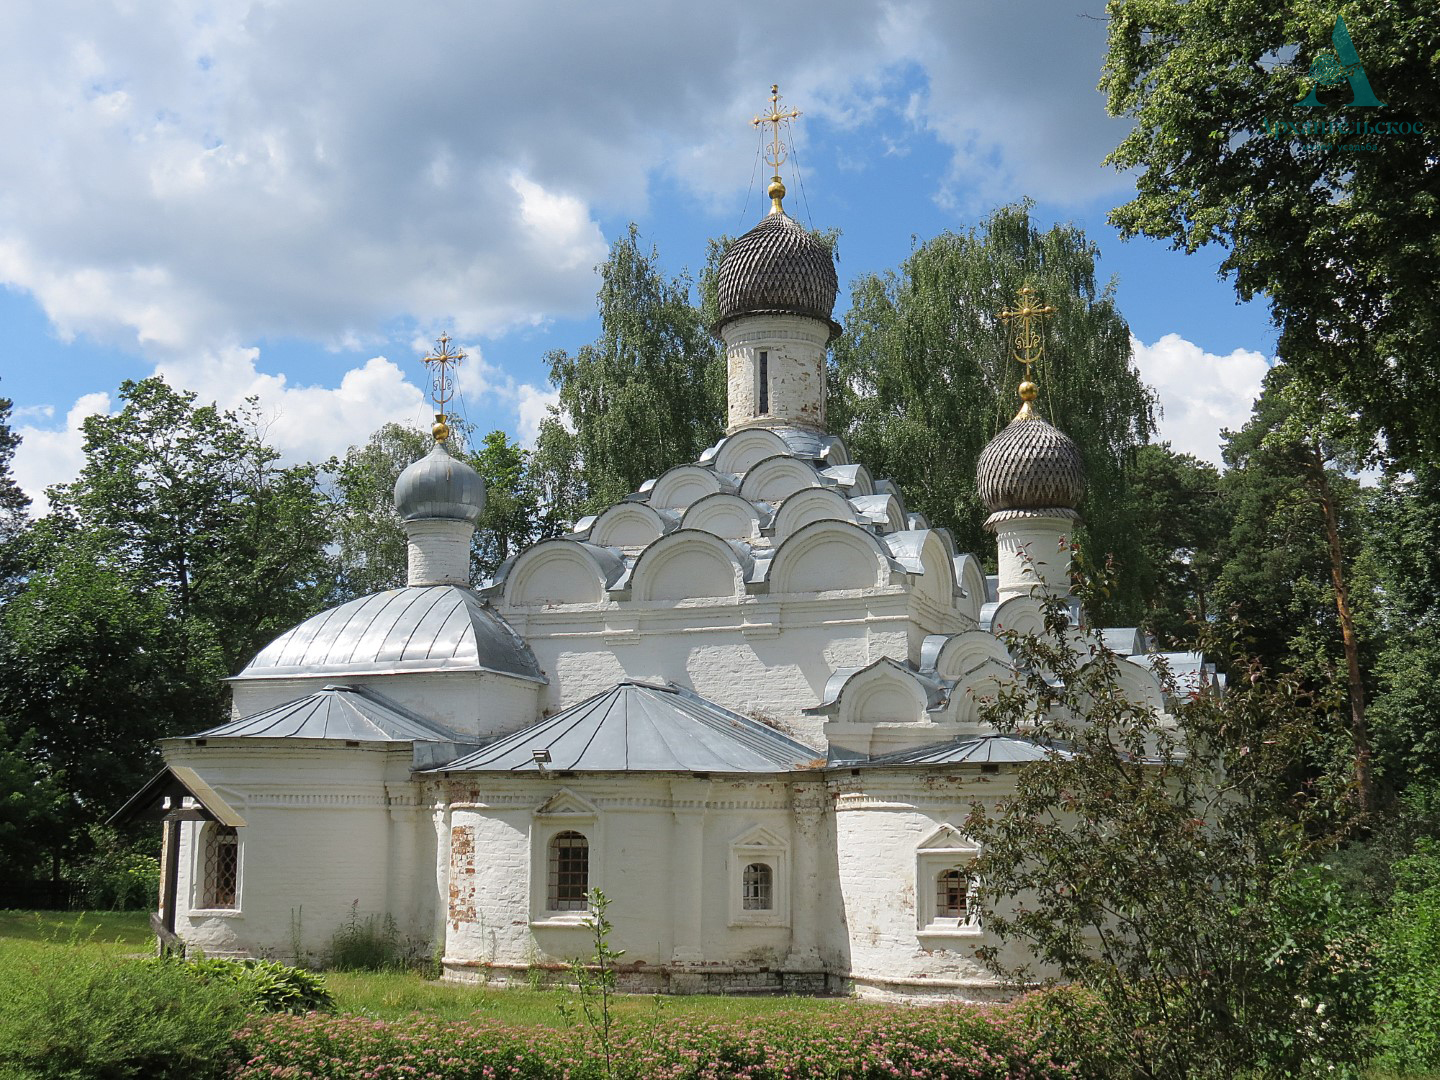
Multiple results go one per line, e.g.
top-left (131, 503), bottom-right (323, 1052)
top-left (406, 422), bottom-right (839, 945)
top-left (767, 177), bottom-right (786, 201)
top-left (1018, 380), bottom-right (1039, 402)
top-left (432, 419), bottom-right (451, 442)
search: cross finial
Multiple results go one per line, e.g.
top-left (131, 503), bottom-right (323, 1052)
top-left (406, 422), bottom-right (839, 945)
top-left (422, 332), bottom-right (465, 442)
top-left (998, 285), bottom-right (1057, 419)
top-left (752, 84), bottom-right (801, 214)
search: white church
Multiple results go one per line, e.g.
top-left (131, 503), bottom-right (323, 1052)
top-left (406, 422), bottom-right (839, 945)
top-left (116, 147), bottom-right (1205, 1001)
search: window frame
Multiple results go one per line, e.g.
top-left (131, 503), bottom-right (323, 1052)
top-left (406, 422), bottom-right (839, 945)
top-left (916, 827), bottom-right (981, 940)
top-left (190, 820), bottom-right (242, 915)
top-left (546, 830), bottom-right (590, 913)
top-left (529, 790), bottom-right (600, 928)
top-left (728, 826), bottom-right (788, 927)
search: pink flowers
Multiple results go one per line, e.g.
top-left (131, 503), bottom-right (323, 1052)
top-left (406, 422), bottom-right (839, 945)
top-left (235, 993), bottom-right (1104, 1079)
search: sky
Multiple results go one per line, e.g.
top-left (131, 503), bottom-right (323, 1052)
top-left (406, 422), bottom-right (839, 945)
top-left (0, 0), bottom-right (1277, 516)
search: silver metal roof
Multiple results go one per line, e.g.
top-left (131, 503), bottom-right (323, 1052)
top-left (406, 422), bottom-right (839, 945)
top-left (191, 684), bottom-right (465, 742)
top-left (235, 585), bottom-right (544, 682)
top-left (394, 443), bottom-right (486, 523)
top-left (432, 682), bottom-right (822, 774)
top-left (860, 734), bottom-right (1070, 767)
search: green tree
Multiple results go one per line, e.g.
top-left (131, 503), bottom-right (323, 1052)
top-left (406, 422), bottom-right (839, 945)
top-left (542, 225), bottom-right (724, 514)
top-left (831, 202), bottom-right (1155, 622)
top-left (1215, 367), bottom-right (1377, 809)
top-left (968, 576), bottom-right (1374, 1078)
top-left (1102, 1), bottom-right (1440, 465)
top-left (471, 430), bottom-right (541, 581)
top-left (1128, 444), bottom-right (1228, 647)
top-left (0, 395), bottom-right (31, 600)
top-left (332, 423), bottom-right (430, 599)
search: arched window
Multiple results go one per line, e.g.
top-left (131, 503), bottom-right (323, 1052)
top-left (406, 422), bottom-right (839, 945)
top-left (936, 868), bottom-right (971, 921)
top-left (547, 831), bottom-right (589, 911)
top-left (741, 862), bottom-right (773, 910)
top-left (201, 824), bottom-right (239, 909)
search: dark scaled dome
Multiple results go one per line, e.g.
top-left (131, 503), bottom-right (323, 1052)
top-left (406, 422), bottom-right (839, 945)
top-left (394, 442), bottom-right (486, 523)
top-left (714, 211), bottom-right (839, 333)
top-left (976, 411), bottom-right (1086, 523)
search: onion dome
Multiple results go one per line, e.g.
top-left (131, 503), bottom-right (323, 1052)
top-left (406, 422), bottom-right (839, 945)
top-left (714, 206), bottom-right (839, 335)
top-left (394, 442), bottom-right (486, 523)
top-left (976, 411), bottom-right (1086, 525)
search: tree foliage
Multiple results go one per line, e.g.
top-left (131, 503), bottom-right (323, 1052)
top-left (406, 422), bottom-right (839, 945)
top-left (968, 573), bottom-right (1374, 1077)
top-left (0, 395), bottom-right (31, 599)
top-left (1102, 0), bottom-right (1440, 464)
top-left (831, 202), bottom-right (1155, 622)
top-left (538, 224), bottom-right (724, 516)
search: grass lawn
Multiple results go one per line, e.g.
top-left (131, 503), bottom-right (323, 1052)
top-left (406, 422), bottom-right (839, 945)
top-left (0, 909), bottom-right (153, 953)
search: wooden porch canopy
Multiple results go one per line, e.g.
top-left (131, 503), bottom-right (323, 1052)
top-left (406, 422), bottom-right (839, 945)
top-left (108, 766), bottom-right (245, 952)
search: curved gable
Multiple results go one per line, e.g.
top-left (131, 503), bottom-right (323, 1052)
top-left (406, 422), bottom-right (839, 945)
top-left (739, 454), bottom-right (824, 504)
top-left (591, 503), bottom-right (672, 549)
top-left (503, 541), bottom-right (619, 606)
top-left (714, 428), bottom-right (791, 477)
top-left (768, 520), bottom-right (894, 594)
top-left (630, 530), bottom-right (749, 602)
top-left (681, 493), bottom-right (765, 541)
top-left (649, 465), bottom-right (728, 511)
top-left (772, 487), bottom-right (857, 540)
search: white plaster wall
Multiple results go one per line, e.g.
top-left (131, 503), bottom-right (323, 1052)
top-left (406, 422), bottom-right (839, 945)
top-left (229, 670), bottom-right (542, 741)
top-left (827, 772), bottom-right (1032, 998)
top-left (723, 314), bottom-right (829, 433)
top-left (404, 519), bottom-right (474, 586)
top-left (503, 595), bottom-right (916, 748)
top-left (993, 517), bottom-right (1074, 601)
top-left (163, 743), bottom-right (435, 961)
top-left (439, 775), bottom-right (805, 977)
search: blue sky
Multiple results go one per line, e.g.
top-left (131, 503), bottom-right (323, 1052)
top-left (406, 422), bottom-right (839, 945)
top-left (0, 0), bottom-right (1276, 513)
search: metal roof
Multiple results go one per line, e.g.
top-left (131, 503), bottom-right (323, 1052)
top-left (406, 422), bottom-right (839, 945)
top-left (190, 684), bottom-right (464, 743)
top-left (432, 682), bottom-right (822, 774)
top-left (235, 585), bottom-right (544, 682)
top-left (108, 765), bottom-right (247, 828)
top-left (860, 734), bottom-right (1070, 767)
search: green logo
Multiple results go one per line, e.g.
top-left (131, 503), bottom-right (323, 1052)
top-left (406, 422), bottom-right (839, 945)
top-left (1298, 15), bottom-right (1385, 107)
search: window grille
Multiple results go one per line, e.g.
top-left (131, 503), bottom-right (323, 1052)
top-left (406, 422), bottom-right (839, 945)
top-left (202, 825), bottom-right (238, 909)
top-left (741, 862), bottom-right (773, 910)
top-left (758, 351), bottom-right (769, 414)
top-left (936, 868), bottom-right (971, 920)
top-left (548, 831), bottom-right (589, 911)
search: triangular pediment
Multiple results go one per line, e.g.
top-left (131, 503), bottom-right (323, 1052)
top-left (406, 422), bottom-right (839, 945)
top-left (916, 823), bottom-right (977, 852)
top-left (732, 824), bottom-right (786, 849)
top-left (534, 788), bottom-right (598, 818)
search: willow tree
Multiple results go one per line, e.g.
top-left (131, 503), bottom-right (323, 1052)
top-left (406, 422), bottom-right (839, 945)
top-left (831, 202), bottom-right (1155, 622)
top-left (540, 225), bottom-right (724, 514)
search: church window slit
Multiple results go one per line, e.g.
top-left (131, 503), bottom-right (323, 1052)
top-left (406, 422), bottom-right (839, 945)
top-left (758, 351), bottom-right (769, 413)
top-left (548, 831), bottom-right (589, 911)
top-left (741, 862), bottom-right (773, 910)
top-left (202, 824), bottom-right (239, 909)
top-left (936, 868), bottom-right (971, 921)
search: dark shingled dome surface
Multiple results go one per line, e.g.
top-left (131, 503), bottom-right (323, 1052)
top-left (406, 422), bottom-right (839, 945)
top-left (976, 413), bottom-right (1086, 516)
top-left (716, 212), bottom-right (838, 327)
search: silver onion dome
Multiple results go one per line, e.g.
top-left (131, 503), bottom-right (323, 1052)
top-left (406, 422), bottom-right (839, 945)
top-left (714, 211), bottom-right (839, 335)
top-left (976, 412), bottom-right (1086, 524)
top-left (394, 442), bottom-right (486, 523)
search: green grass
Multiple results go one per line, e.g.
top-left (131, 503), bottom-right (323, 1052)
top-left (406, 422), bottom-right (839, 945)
top-left (0, 909), bottom-right (152, 951)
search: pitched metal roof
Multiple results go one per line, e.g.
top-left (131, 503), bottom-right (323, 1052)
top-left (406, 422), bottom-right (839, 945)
top-left (190, 684), bottom-right (465, 743)
top-left (859, 734), bottom-right (1070, 767)
top-left (235, 585), bottom-right (543, 682)
top-left (108, 765), bottom-right (247, 828)
top-left (432, 682), bottom-right (821, 774)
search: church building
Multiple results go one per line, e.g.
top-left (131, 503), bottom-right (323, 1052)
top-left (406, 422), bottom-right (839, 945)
top-left (117, 98), bottom-right (1204, 1000)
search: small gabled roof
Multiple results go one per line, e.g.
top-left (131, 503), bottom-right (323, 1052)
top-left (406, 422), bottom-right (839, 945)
top-left (189, 684), bottom-right (464, 743)
top-left (108, 765), bottom-right (246, 828)
top-left (431, 682), bottom-right (820, 774)
top-left (860, 734), bottom-right (1069, 767)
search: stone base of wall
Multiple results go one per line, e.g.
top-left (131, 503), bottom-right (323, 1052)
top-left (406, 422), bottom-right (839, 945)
top-left (443, 961), bottom-right (838, 996)
top-left (841, 973), bottom-right (1017, 1005)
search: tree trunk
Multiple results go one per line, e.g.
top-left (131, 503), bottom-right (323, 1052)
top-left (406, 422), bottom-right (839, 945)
top-left (1308, 442), bottom-right (1372, 813)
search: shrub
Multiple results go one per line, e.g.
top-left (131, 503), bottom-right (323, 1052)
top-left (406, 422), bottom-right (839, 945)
top-left (0, 947), bottom-right (245, 1079)
top-left (65, 825), bottom-right (161, 910)
top-left (148, 955), bottom-right (336, 1015)
top-left (1374, 839), bottom-right (1440, 1071)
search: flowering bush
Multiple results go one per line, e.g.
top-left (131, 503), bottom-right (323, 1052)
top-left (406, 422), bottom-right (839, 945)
top-left (237, 992), bottom-right (1108, 1080)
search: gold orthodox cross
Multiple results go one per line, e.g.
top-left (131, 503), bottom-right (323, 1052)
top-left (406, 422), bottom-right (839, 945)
top-left (753, 84), bottom-right (800, 172)
top-left (422, 332), bottom-right (465, 441)
top-left (999, 286), bottom-right (1056, 417)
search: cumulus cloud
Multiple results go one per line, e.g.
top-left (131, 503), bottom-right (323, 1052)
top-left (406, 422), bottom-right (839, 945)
top-left (12, 392), bottom-right (113, 516)
top-left (0, 0), bottom-right (1129, 358)
top-left (1131, 334), bottom-right (1271, 466)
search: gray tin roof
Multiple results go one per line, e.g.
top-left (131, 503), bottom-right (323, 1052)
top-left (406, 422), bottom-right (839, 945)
top-left (431, 682), bottom-right (821, 774)
top-left (235, 585), bottom-right (544, 682)
top-left (191, 684), bottom-right (465, 743)
top-left (860, 734), bottom-right (1070, 767)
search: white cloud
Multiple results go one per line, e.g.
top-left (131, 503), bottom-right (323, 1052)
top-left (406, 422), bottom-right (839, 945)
top-left (13, 392), bottom-right (113, 516)
top-left (0, 0), bottom-right (1131, 360)
top-left (1131, 333), bottom-right (1271, 466)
